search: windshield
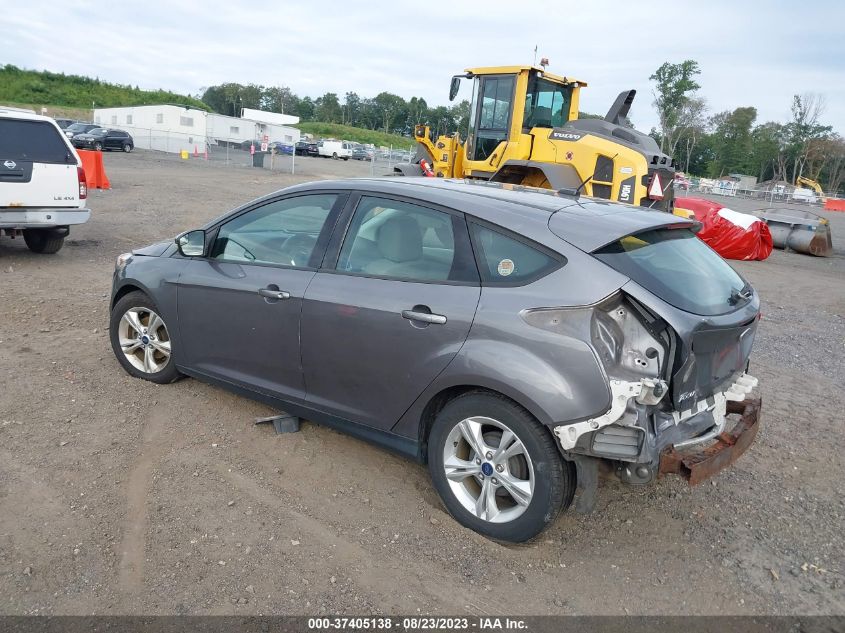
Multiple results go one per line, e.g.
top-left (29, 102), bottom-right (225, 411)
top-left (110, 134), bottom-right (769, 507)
top-left (594, 228), bottom-right (750, 316)
top-left (67, 123), bottom-right (90, 132)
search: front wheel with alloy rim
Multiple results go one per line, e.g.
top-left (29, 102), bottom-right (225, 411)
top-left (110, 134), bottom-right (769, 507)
top-left (109, 291), bottom-right (181, 384)
top-left (427, 392), bottom-right (575, 542)
top-left (94, 142), bottom-right (103, 151)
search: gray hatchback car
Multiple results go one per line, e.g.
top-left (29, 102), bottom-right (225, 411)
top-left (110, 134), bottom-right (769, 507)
top-left (110, 178), bottom-right (762, 542)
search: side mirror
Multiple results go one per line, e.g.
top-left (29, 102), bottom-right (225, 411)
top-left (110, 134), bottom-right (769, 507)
top-left (176, 230), bottom-right (206, 257)
top-left (449, 76), bottom-right (461, 102)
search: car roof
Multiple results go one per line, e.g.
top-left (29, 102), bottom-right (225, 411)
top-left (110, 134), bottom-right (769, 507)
top-left (279, 178), bottom-right (695, 252)
top-left (0, 108), bottom-right (60, 123)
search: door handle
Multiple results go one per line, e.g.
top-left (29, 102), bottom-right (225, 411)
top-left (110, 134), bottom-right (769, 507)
top-left (402, 309), bottom-right (447, 325)
top-left (258, 288), bottom-right (290, 300)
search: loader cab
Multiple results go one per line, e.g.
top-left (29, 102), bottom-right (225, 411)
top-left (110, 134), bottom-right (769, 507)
top-left (457, 66), bottom-right (584, 176)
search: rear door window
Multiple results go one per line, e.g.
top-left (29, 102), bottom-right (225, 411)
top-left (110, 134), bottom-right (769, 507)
top-left (0, 118), bottom-right (73, 163)
top-left (470, 223), bottom-right (563, 284)
top-left (336, 196), bottom-right (477, 283)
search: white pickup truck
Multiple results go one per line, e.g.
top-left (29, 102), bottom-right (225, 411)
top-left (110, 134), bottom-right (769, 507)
top-left (0, 109), bottom-right (91, 254)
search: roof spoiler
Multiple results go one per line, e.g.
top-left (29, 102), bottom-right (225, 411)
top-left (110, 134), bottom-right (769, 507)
top-left (605, 90), bottom-right (636, 125)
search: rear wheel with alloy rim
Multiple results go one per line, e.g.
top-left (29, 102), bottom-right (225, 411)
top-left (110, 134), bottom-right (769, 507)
top-left (428, 392), bottom-right (574, 542)
top-left (109, 291), bottom-right (181, 384)
top-left (123, 143), bottom-right (132, 152)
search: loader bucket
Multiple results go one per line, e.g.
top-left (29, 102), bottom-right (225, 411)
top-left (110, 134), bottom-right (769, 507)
top-left (755, 207), bottom-right (833, 257)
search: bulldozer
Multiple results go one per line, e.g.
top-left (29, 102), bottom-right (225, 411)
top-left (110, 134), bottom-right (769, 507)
top-left (396, 64), bottom-right (677, 212)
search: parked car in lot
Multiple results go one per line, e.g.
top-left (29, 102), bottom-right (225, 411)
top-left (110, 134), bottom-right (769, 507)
top-left (0, 108), bottom-right (90, 254)
top-left (295, 141), bottom-right (319, 156)
top-left (72, 128), bottom-right (134, 152)
top-left (351, 146), bottom-right (372, 161)
top-left (269, 142), bottom-right (294, 155)
top-left (53, 118), bottom-right (76, 129)
top-left (64, 122), bottom-right (99, 139)
top-left (109, 178), bottom-right (761, 542)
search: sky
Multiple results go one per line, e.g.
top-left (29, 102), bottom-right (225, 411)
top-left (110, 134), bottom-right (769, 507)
top-left (3, 0), bottom-right (844, 134)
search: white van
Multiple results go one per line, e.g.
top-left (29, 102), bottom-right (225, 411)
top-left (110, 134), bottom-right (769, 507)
top-left (318, 139), bottom-right (352, 160)
top-left (0, 109), bottom-right (90, 254)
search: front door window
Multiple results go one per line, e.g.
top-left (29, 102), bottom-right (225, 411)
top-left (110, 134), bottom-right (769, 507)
top-left (210, 194), bottom-right (337, 268)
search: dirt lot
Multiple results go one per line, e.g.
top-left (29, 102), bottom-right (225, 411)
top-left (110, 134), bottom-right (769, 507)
top-left (1, 151), bottom-right (843, 616)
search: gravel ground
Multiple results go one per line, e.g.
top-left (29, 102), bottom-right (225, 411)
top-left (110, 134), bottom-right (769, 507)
top-left (0, 150), bottom-right (843, 616)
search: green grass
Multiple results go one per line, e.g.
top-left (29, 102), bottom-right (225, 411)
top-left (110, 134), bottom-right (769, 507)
top-left (0, 65), bottom-right (209, 112)
top-left (0, 102), bottom-right (93, 121)
top-left (296, 122), bottom-right (415, 149)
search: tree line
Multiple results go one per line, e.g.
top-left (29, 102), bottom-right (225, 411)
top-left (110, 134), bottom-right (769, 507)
top-left (6, 62), bottom-right (840, 193)
top-left (200, 83), bottom-right (471, 140)
top-left (650, 60), bottom-right (844, 192)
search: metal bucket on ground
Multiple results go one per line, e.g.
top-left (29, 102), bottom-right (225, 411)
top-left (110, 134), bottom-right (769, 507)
top-left (754, 207), bottom-right (833, 257)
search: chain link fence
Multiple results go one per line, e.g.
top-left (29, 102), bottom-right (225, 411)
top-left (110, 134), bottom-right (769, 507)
top-left (676, 178), bottom-right (844, 206)
top-left (109, 125), bottom-right (418, 176)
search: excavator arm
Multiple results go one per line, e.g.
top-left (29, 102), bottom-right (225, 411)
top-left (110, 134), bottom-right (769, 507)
top-left (796, 176), bottom-right (827, 202)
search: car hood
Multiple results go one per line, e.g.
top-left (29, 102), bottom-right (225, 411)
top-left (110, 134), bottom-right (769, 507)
top-left (132, 241), bottom-right (171, 257)
top-left (548, 199), bottom-right (698, 253)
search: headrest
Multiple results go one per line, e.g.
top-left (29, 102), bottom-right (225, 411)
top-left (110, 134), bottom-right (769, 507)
top-left (377, 216), bottom-right (422, 263)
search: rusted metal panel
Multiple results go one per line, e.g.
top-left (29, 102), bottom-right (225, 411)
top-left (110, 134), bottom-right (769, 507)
top-left (757, 208), bottom-right (833, 257)
top-left (659, 397), bottom-right (762, 485)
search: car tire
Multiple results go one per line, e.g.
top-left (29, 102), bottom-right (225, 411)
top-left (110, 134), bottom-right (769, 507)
top-left (332, 152), bottom-right (338, 159)
top-left (109, 291), bottom-right (182, 385)
top-left (123, 143), bottom-right (132, 153)
top-left (94, 142), bottom-right (103, 151)
top-left (427, 391), bottom-right (574, 542)
top-left (23, 229), bottom-right (65, 254)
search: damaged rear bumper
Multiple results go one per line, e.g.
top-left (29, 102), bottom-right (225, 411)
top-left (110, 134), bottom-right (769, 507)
top-left (659, 397), bottom-right (761, 485)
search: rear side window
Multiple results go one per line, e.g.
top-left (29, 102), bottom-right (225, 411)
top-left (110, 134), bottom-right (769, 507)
top-left (593, 228), bottom-right (750, 316)
top-left (0, 118), bottom-right (73, 164)
top-left (337, 196), bottom-right (477, 283)
top-left (470, 223), bottom-right (562, 284)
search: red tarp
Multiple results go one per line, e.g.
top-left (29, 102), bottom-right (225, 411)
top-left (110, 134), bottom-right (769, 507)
top-left (675, 197), bottom-right (773, 261)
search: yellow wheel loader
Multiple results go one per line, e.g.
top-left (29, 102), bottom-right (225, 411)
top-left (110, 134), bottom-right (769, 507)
top-left (396, 65), bottom-right (677, 211)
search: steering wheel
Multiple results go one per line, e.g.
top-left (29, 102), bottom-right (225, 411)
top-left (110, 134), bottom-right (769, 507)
top-left (283, 234), bottom-right (316, 267)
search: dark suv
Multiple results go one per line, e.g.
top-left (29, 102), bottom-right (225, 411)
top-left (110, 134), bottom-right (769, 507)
top-left (64, 122), bottom-right (99, 139)
top-left (295, 141), bottom-right (319, 156)
top-left (72, 128), bottom-right (134, 152)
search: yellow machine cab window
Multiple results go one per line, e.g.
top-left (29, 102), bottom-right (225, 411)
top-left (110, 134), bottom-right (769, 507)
top-left (524, 76), bottom-right (572, 130)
